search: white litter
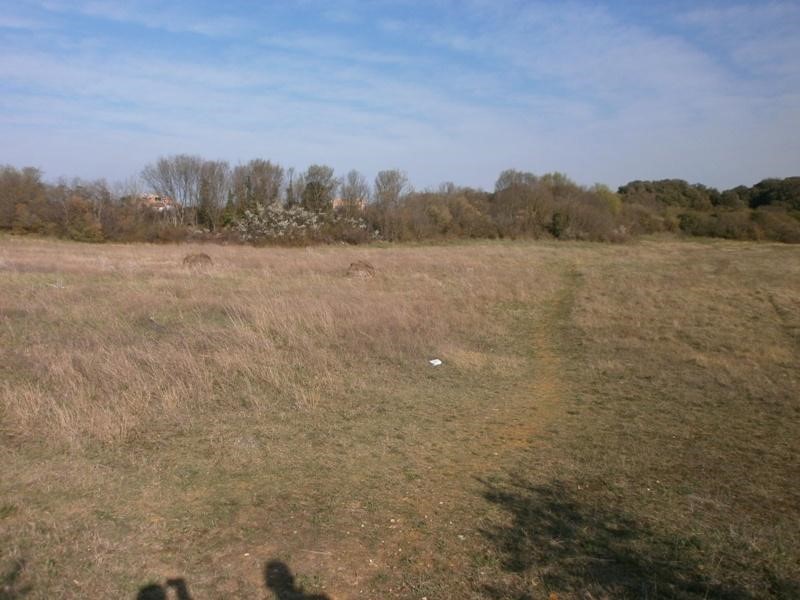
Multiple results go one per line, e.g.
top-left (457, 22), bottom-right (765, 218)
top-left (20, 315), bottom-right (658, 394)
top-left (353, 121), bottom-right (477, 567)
top-left (429, 358), bottom-right (442, 366)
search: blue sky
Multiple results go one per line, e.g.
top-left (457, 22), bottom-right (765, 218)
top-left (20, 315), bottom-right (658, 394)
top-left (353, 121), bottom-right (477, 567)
top-left (1, 0), bottom-right (798, 190)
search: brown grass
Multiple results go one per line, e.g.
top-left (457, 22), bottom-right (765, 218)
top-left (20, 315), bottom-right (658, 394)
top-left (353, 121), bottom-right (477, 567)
top-left (182, 252), bottom-right (213, 267)
top-left (1, 235), bottom-right (799, 599)
top-left (0, 237), bottom-right (547, 447)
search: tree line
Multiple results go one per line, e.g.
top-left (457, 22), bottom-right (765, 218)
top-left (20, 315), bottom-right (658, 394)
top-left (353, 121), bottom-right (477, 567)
top-left (1, 156), bottom-right (798, 244)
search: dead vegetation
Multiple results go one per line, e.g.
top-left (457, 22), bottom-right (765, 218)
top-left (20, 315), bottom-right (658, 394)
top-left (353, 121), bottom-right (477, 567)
top-left (1, 235), bottom-right (798, 599)
top-left (346, 260), bottom-right (375, 278)
top-left (0, 238), bottom-right (531, 446)
top-left (182, 252), bottom-right (213, 267)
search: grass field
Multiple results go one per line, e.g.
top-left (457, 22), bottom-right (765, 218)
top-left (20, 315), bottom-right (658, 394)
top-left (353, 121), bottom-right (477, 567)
top-left (1, 235), bottom-right (799, 599)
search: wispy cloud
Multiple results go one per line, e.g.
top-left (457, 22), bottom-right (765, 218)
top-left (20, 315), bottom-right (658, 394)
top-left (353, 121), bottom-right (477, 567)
top-left (0, 15), bottom-right (50, 30)
top-left (29, 0), bottom-right (250, 37)
top-left (1, 0), bottom-right (798, 188)
top-left (680, 2), bottom-right (800, 87)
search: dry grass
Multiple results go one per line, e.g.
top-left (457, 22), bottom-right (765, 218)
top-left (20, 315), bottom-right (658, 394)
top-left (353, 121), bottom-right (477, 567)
top-left (1, 235), bottom-right (799, 599)
top-left (0, 237), bottom-right (543, 447)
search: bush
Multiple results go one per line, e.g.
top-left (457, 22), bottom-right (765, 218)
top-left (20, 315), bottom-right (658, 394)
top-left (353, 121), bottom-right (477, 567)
top-left (713, 210), bottom-right (759, 240)
top-left (679, 210), bottom-right (759, 240)
top-left (235, 203), bottom-right (322, 243)
top-left (325, 211), bottom-right (373, 244)
top-left (549, 196), bottom-right (624, 241)
top-left (619, 179), bottom-right (715, 210)
top-left (235, 203), bottom-right (369, 245)
top-left (620, 203), bottom-right (671, 234)
top-left (678, 208), bottom-right (800, 243)
top-left (65, 197), bottom-right (104, 242)
top-left (752, 208), bottom-right (800, 243)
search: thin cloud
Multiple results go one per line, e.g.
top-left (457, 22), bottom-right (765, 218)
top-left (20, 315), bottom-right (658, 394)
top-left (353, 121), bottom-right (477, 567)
top-left (0, 15), bottom-right (50, 29)
top-left (1, 0), bottom-right (798, 188)
top-left (29, 0), bottom-right (249, 37)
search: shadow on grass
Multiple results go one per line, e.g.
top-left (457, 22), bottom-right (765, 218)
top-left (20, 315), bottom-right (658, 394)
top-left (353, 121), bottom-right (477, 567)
top-left (137, 577), bottom-right (192, 600)
top-left (480, 477), bottom-right (757, 600)
top-left (264, 560), bottom-right (331, 600)
top-left (136, 560), bottom-right (330, 600)
top-left (0, 561), bottom-right (31, 600)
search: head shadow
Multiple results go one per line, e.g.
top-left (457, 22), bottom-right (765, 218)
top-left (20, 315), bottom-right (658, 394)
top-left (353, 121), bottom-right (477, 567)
top-left (136, 578), bottom-right (192, 600)
top-left (264, 560), bottom-right (330, 600)
top-left (1, 560), bottom-right (31, 599)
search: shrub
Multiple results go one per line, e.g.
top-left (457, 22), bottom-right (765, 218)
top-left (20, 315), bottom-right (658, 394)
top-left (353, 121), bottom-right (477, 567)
top-left (752, 208), bottom-right (800, 243)
top-left (620, 203), bottom-right (670, 234)
top-left (324, 211), bottom-right (373, 244)
top-left (65, 196), bottom-right (104, 242)
top-left (235, 203), bottom-right (322, 243)
top-left (712, 210), bottom-right (759, 240)
top-left (549, 196), bottom-right (624, 241)
top-left (235, 203), bottom-right (369, 245)
top-left (678, 208), bottom-right (800, 243)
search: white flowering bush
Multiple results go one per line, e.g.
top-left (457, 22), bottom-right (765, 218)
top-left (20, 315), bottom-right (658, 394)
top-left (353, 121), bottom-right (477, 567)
top-left (235, 203), bottom-right (370, 244)
top-left (235, 203), bottom-right (321, 242)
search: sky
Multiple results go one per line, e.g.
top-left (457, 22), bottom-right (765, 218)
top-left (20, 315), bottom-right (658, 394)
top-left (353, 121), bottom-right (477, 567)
top-left (1, 0), bottom-right (798, 191)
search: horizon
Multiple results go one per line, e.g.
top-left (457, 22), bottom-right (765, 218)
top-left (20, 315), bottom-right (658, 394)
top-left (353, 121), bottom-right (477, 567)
top-left (1, 1), bottom-right (799, 191)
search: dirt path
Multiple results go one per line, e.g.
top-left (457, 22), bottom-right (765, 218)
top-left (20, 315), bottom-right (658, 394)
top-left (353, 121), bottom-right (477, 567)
top-left (496, 266), bottom-right (580, 456)
top-left (288, 264), bottom-right (585, 598)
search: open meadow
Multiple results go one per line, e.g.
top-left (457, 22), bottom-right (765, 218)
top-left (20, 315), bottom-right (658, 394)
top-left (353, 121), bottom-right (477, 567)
top-left (1, 235), bottom-right (799, 599)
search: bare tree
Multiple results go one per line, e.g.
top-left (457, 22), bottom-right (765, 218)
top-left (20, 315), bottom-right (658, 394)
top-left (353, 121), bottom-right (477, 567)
top-left (301, 164), bottom-right (338, 212)
top-left (285, 167), bottom-right (302, 207)
top-left (198, 160), bottom-right (231, 230)
top-left (112, 177), bottom-right (143, 201)
top-left (63, 178), bottom-right (112, 222)
top-left (339, 169), bottom-right (369, 214)
top-left (438, 181), bottom-right (458, 195)
top-left (141, 154), bottom-right (204, 224)
top-left (374, 169), bottom-right (409, 207)
top-left (494, 169), bottom-right (538, 192)
top-left (232, 159), bottom-right (284, 210)
top-left (373, 169), bottom-right (409, 239)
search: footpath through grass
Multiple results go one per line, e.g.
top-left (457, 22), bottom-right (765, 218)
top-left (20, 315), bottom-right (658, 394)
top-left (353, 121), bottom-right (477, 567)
top-left (478, 240), bottom-right (800, 599)
top-left (1, 237), bottom-right (799, 599)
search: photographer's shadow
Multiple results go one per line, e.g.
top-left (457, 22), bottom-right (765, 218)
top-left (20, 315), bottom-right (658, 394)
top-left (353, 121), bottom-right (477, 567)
top-left (136, 578), bottom-right (192, 600)
top-left (136, 560), bottom-right (330, 600)
top-left (264, 560), bottom-right (330, 600)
